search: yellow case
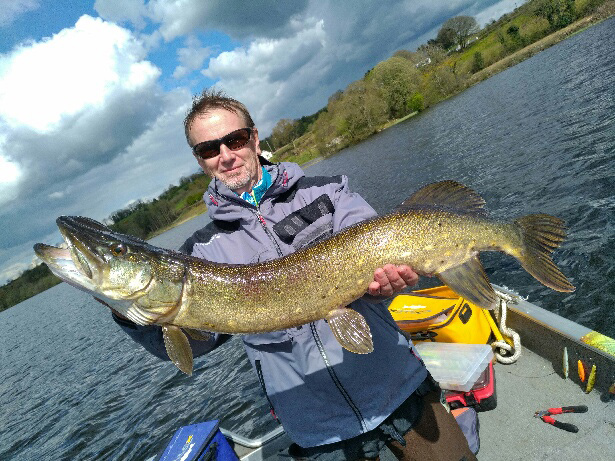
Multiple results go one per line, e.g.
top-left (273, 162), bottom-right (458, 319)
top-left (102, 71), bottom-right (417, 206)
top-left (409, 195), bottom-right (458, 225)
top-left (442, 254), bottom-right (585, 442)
top-left (389, 287), bottom-right (492, 344)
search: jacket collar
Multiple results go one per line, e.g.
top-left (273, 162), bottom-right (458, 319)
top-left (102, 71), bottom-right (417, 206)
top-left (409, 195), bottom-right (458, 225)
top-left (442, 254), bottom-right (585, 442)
top-left (204, 160), bottom-right (305, 221)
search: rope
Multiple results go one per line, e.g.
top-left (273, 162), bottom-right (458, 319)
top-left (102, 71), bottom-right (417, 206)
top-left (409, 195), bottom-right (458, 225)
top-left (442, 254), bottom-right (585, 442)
top-left (491, 290), bottom-right (522, 364)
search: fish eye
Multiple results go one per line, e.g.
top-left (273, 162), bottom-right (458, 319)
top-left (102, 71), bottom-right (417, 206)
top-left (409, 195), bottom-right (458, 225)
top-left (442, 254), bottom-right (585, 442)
top-left (110, 243), bottom-right (127, 256)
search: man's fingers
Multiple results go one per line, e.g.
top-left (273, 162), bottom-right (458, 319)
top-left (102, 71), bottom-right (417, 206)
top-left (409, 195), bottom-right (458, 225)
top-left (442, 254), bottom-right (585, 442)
top-left (370, 268), bottom-right (389, 295)
top-left (398, 265), bottom-right (419, 287)
top-left (368, 281), bottom-right (382, 296)
top-left (383, 264), bottom-right (406, 292)
top-left (369, 265), bottom-right (419, 297)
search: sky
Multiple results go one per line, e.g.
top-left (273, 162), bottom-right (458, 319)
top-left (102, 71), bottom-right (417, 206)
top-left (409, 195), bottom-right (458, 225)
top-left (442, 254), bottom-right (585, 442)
top-left (0, 0), bottom-right (525, 284)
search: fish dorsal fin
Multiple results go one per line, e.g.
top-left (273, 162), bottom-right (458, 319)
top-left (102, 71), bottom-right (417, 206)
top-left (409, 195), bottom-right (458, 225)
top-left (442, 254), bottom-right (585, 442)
top-left (326, 308), bottom-right (373, 354)
top-left (397, 180), bottom-right (487, 215)
top-left (162, 325), bottom-right (194, 375)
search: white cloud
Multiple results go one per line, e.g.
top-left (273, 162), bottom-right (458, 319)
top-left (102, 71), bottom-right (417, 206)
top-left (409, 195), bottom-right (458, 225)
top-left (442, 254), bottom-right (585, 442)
top-left (0, 154), bottom-right (22, 205)
top-left (173, 36), bottom-right (212, 79)
top-left (0, 15), bottom-right (159, 133)
top-left (0, 15), bottom-right (166, 210)
top-left (0, 152), bottom-right (20, 183)
top-left (0, 0), bottom-right (39, 27)
top-left (202, 18), bottom-right (327, 133)
top-left (0, 14), bottom-right (175, 244)
top-left (475, 0), bottom-right (527, 26)
top-left (94, 0), bottom-right (147, 29)
top-left (148, 0), bottom-right (309, 41)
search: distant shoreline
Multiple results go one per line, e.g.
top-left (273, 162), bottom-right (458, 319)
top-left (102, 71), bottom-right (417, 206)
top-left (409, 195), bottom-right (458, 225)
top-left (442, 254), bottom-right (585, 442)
top-left (467, 15), bottom-right (603, 87)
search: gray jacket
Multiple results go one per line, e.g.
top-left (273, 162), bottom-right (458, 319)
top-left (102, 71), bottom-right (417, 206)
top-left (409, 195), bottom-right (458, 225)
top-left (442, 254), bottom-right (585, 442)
top-left (114, 161), bottom-right (427, 447)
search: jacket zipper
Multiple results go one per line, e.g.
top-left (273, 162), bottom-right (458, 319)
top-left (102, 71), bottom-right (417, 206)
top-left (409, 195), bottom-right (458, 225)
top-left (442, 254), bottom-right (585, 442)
top-left (252, 209), bottom-right (284, 258)
top-left (213, 192), bottom-right (284, 258)
top-left (255, 360), bottom-right (280, 423)
top-left (310, 323), bottom-right (368, 433)
top-left (246, 189), bottom-right (366, 432)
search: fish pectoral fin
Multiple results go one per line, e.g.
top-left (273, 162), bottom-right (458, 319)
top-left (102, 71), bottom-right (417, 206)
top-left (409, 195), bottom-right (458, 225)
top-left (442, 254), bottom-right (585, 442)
top-left (438, 257), bottom-right (497, 310)
top-left (326, 308), bottom-right (373, 354)
top-left (162, 325), bottom-right (194, 376)
top-left (184, 328), bottom-right (214, 342)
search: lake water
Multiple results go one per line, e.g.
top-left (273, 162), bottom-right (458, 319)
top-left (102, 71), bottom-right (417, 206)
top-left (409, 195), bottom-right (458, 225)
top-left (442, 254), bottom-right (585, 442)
top-left (1, 18), bottom-right (613, 460)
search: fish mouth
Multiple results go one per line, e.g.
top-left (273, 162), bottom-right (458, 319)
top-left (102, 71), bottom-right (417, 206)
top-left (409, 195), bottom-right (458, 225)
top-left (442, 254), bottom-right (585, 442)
top-left (34, 216), bottom-right (111, 294)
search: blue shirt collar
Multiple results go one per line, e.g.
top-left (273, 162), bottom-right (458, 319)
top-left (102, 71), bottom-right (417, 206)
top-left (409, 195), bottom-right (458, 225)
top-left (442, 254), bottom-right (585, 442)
top-left (240, 166), bottom-right (272, 206)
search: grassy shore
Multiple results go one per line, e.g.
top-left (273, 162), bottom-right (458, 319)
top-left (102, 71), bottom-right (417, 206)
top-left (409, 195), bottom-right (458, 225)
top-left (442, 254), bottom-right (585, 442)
top-left (468, 15), bottom-right (601, 86)
top-left (148, 201), bottom-right (208, 239)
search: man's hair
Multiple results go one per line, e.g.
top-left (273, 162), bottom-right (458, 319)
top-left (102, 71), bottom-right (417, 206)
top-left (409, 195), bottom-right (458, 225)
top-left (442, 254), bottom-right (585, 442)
top-left (184, 88), bottom-right (255, 146)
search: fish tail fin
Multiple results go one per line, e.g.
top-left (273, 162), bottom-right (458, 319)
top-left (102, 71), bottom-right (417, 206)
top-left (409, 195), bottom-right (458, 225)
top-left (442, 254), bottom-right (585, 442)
top-left (514, 214), bottom-right (575, 292)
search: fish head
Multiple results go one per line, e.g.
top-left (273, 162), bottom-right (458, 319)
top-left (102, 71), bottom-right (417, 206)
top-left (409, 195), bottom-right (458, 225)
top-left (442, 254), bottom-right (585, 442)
top-left (34, 216), bottom-right (186, 324)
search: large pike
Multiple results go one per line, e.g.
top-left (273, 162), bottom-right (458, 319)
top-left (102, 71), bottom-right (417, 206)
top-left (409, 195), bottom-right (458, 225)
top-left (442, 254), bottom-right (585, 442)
top-left (34, 181), bottom-right (574, 374)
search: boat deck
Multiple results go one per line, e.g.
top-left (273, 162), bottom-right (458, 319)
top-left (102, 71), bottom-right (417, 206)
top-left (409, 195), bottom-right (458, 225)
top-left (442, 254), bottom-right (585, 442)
top-left (476, 347), bottom-right (614, 460)
top-left (232, 346), bottom-right (615, 461)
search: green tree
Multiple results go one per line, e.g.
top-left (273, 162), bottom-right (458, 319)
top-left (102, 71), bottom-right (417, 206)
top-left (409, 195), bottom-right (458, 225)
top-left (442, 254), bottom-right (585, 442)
top-left (366, 57), bottom-right (421, 118)
top-left (334, 80), bottom-right (388, 141)
top-left (534, 0), bottom-right (576, 30)
top-left (408, 93), bottom-right (424, 112)
top-left (435, 27), bottom-right (457, 49)
top-left (271, 118), bottom-right (300, 149)
top-left (471, 52), bottom-right (485, 73)
top-left (441, 16), bottom-right (479, 49)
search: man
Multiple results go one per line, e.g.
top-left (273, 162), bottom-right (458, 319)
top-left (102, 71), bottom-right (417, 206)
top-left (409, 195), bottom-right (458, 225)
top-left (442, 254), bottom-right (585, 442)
top-left (112, 90), bottom-right (477, 460)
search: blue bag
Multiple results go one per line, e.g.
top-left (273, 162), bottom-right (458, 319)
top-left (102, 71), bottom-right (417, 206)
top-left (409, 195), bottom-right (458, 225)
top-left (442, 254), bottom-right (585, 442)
top-left (157, 420), bottom-right (238, 461)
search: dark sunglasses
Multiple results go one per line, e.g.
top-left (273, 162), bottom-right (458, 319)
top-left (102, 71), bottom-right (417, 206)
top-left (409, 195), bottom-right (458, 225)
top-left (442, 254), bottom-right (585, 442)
top-left (192, 127), bottom-right (253, 160)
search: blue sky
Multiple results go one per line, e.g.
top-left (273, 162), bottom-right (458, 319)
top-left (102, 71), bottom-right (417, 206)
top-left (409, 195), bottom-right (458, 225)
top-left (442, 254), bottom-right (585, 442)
top-left (0, 0), bottom-right (524, 284)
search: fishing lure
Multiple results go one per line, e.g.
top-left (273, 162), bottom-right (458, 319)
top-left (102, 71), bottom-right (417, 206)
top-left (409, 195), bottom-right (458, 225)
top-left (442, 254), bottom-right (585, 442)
top-left (578, 360), bottom-right (586, 382)
top-left (562, 347), bottom-right (569, 379)
top-left (585, 364), bottom-right (597, 393)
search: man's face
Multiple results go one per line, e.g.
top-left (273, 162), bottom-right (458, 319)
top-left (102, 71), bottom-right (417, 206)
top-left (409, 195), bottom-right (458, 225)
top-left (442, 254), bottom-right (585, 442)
top-left (189, 108), bottom-right (261, 195)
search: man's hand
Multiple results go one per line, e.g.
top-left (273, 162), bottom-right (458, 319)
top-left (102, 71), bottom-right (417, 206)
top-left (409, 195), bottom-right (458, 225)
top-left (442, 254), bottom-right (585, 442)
top-left (368, 264), bottom-right (418, 297)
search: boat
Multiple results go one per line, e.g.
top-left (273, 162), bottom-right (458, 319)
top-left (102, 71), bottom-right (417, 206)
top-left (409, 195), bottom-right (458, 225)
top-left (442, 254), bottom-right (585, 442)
top-left (150, 285), bottom-right (615, 460)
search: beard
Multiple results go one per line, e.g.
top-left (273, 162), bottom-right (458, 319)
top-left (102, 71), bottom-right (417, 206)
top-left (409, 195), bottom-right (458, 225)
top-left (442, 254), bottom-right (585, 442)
top-left (220, 169), bottom-right (252, 191)
top-left (216, 153), bottom-right (260, 192)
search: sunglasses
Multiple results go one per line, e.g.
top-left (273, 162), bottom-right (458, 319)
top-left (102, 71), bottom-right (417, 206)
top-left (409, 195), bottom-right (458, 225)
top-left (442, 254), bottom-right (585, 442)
top-left (192, 127), bottom-right (253, 160)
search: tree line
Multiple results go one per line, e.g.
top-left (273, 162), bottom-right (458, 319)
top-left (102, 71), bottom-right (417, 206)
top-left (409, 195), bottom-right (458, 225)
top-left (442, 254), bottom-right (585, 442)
top-left (267, 0), bottom-right (613, 161)
top-left (109, 171), bottom-right (211, 238)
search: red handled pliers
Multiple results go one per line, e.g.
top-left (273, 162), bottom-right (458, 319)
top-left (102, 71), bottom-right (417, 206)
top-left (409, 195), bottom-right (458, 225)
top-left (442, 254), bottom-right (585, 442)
top-left (534, 405), bottom-right (588, 433)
